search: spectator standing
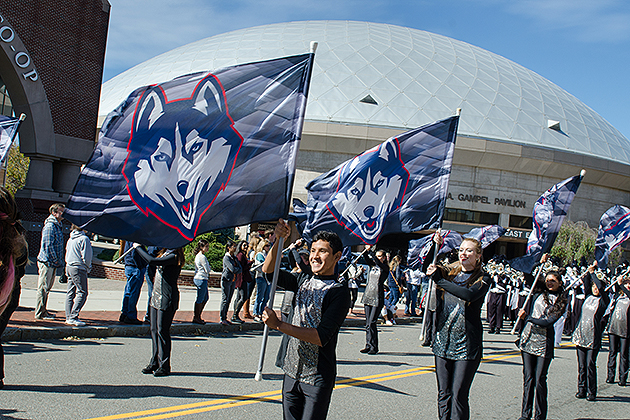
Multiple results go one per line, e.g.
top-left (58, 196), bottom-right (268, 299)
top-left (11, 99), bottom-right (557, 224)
top-left (119, 241), bottom-right (148, 324)
top-left (219, 240), bottom-right (241, 325)
top-left (192, 240), bottom-right (210, 325)
top-left (252, 240), bottom-right (270, 322)
top-left (0, 187), bottom-right (28, 390)
top-left (35, 203), bottom-right (65, 320)
top-left (64, 225), bottom-right (92, 326)
top-left (233, 240), bottom-right (253, 324)
top-left (405, 268), bottom-right (424, 316)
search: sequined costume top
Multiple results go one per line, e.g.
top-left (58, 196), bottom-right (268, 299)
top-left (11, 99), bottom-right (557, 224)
top-left (607, 283), bottom-right (630, 338)
top-left (361, 252), bottom-right (389, 307)
top-left (269, 269), bottom-right (350, 388)
top-left (519, 293), bottom-right (561, 359)
top-left (135, 248), bottom-right (181, 311)
top-left (431, 269), bottom-right (492, 361)
top-left (571, 272), bottom-right (609, 350)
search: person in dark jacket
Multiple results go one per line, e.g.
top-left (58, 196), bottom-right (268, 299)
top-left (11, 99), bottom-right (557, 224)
top-left (220, 240), bottom-right (241, 325)
top-left (571, 263), bottom-right (609, 401)
top-left (135, 246), bottom-right (185, 377)
top-left (361, 246), bottom-right (389, 355)
top-left (426, 232), bottom-right (491, 420)
top-left (232, 240), bottom-right (253, 324)
top-left (517, 269), bottom-right (568, 420)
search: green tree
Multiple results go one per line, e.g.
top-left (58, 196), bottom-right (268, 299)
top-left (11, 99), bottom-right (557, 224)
top-left (184, 228), bottom-right (238, 271)
top-left (550, 220), bottom-right (623, 268)
top-left (4, 145), bottom-right (29, 195)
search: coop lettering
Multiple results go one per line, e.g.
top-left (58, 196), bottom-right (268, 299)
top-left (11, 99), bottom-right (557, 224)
top-left (447, 193), bottom-right (526, 208)
top-left (0, 13), bottom-right (39, 81)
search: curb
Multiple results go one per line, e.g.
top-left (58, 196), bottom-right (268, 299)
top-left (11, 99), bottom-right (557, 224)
top-left (2, 317), bottom-right (423, 341)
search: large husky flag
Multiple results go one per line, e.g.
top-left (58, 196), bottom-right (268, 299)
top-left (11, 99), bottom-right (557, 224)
top-left (509, 172), bottom-right (584, 273)
top-left (0, 115), bottom-right (23, 165)
top-left (298, 116), bottom-right (458, 246)
top-left (65, 54), bottom-right (314, 247)
top-left (407, 230), bottom-right (463, 270)
top-left (594, 205), bottom-right (630, 269)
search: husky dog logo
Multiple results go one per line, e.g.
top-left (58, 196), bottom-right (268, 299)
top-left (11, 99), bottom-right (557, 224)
top-left (123, 74), bottom-right (243, 240)
top-left (327, 139), bottom-right (410, 243)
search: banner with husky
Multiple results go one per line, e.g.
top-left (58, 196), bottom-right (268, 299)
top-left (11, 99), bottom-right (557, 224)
top-left (65, 54), bottom-right (314, 248)
top-left (296, 116), bottom-right (459, 246)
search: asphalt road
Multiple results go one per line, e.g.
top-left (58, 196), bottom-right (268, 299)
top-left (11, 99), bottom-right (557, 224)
top-left (2, 324), bottom-right (630, 419)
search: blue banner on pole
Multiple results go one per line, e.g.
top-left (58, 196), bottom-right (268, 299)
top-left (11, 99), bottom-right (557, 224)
top-left (509, 173), bottom-right (584, 273)
top-left (298, 116), bottom-right (459, 247)
top-left (0, 115), bottom-right (21, 165)
top-left (595, 205), bottom-right (630, 269)
top-left (65, 54), bottom-right (314, 248)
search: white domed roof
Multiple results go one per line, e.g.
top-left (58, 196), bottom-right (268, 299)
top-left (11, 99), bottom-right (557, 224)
top-left (100, 20), bottom-right (630, 166)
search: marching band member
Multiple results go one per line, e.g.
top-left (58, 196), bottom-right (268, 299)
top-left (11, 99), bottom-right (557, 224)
top-left (426, 232), bottom-right (491, 420)
top-left (487, 269), bottom-right (507, 334)
top-left (571, 263), bottom-right (609, 401)
top-left (605, 268), bottom-right (630, 386)
top-left (517, 268), bottom-right (567, 420)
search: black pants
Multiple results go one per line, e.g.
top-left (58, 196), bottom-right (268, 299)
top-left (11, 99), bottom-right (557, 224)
top-left (487, 292), bottom-right (505, 332)
top-left (520, 351), bottom-right (552, 420)
top-left (149, 305), bottom-right (176, 372)
top-left (576, 346), bottom-right (599, 396)
top-left (233, 281), bottom-right (254, 316)
top-left (422, 309), bottom-right (436, 346)
top-left (434, 355), bottom-right (481, 420)
top-left (608, 333), bottom-right (629, 383)
top-left (0, 283), bottom-right (20, 380)
top-left (349, 288), bottom-right (358, 312)
top-left (282, 375), bottom-right (333, 420)
top-left (364, 304), bottom-right (382, 352)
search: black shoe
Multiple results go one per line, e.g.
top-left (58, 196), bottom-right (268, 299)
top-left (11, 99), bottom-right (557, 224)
top-left (495, 329), bottom-right (500, 334)
top-left (575, 391), bottom-right (586, 399)
top-left (619, 381), bottom-right (627, 387)
top-left (367, 349), bottom-right (379, 355)
top-left (606, 378), bottom-right (615, 384)
top-left (142, 365), bottom-right (158, 374)
top-left (119, 313), bottom-right (126, 323)
top-left (153, 367), bottom-right (170, 377)
top-left (489, 329), bottom-right (495, 334)
top-left (586, 394), bottom-right (596, 401)
top-left (359, 348), bottom-right (370, 353)
top-left (231, 316), bottom-right (244, 324)
top-left (0, 379), bottom-right (3, 390)
top-left (121, 315), bottom-right (142, 325)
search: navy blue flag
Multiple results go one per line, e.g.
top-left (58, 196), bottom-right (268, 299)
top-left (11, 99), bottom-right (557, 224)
top-left (298, 116), bottom-right (458, 246)
top-left (0, 115), bottom-right (22, 164)
top-left (464, 225), bottom-right (507, 249)
top-left (509, 172), bottom-right (584, 273)
top-left (65, 54), bottom-right (314, 247)
top-left (594, 205), bottom-right (630, 269)
top-left (407, 230), bottom-right (463, 270)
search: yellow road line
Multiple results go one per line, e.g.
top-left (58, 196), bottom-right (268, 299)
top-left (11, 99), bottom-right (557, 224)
top-left (86, 344), bottom-right (569, 420)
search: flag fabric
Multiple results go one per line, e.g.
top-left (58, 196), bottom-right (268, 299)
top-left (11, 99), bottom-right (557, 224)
top-left (407, 230), bottom-right (463, 270)
top-left (297, 116), bottom-right (459, 247)
top-left (594, 205), bottom-right (630, 269)
top-left (509, 173), bottom-right (584, 273)
top-left (65, 54), bottom-right (314, 248)
top-left (464, 225), bottom-right (507, 249)
top-left (0, 115), bottom-right (21, 164)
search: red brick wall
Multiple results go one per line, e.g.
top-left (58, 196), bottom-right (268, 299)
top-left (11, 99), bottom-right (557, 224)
top-left (1, 0), bottom-right (110, 140)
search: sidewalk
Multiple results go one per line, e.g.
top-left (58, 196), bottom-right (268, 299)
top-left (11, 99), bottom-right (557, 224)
top-left (3, 266), bottom-right (421, 341)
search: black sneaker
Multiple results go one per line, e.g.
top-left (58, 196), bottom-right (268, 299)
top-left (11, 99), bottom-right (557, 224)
top-left (153, 367), bottom-right (170, 377)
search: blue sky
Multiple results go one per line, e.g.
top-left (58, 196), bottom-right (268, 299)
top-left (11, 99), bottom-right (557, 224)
top-left (103, 0), bottom-right (630, 140)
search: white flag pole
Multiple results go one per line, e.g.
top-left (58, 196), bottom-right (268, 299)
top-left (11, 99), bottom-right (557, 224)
top-left (254, 234), bottom-right (285, 381)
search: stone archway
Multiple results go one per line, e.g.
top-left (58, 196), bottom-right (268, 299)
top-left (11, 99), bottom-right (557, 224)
top-left (0, 11), bottom-right (57, 194)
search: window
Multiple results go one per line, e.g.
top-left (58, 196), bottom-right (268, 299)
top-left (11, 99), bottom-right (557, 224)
top-left (444, 208), bottom-right (499, 225)
top-left (509, 215), bottom-right (532, 229)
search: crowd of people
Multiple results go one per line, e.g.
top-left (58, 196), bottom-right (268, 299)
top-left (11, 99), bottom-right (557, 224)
top-left (0, 186), bottom-right (629, 420)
